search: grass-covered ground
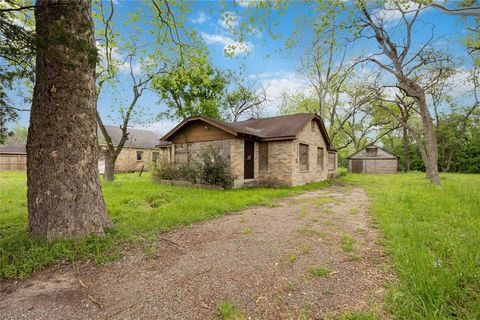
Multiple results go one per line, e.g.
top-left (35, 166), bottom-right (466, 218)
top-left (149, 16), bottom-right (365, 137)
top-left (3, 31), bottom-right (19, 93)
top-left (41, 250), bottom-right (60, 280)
top-left (1, 171), bottom-right (479, 319)
top-left (0, 171), bottom-right (332, 280)
top-left (342, 173), bottom-right (480, 320)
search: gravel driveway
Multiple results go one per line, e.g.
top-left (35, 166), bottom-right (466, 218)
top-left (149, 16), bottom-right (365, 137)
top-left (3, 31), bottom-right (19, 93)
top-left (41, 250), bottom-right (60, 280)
top-left (0, 185), bottom-right (392, 319)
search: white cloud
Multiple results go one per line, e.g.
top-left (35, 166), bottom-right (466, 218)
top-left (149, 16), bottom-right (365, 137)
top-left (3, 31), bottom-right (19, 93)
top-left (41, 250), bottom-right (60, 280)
top-left (191, 12), bottom-right (209, 24)
top-left (219, 11), bottom-right (239, 30)
top-left (446, 69), bottom-right (477, 100)
top-left (200, 32), bottom-right (253, 56)
top-left (250, 71), bottom-right (308, 115)
top-left (372, 1), bottom-right (421, 26)
top-left (236, 0), bottom-right (257, 7)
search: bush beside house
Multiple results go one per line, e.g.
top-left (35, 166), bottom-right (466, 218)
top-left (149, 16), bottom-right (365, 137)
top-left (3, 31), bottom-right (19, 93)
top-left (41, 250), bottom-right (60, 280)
top-left (153, 145), bottom-right (234, 189)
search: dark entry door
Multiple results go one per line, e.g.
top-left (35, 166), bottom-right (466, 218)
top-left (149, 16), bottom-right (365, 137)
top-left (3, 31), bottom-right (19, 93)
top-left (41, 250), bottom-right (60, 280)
top-left (351, 159), bottom-right (363, 173)
top-left (244, 140), bottom-right (254, 179)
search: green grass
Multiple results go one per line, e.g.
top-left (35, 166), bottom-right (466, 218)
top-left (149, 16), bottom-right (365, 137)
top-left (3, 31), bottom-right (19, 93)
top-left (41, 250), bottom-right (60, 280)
top-left (216, 302), bottom-right (246, 320)
top-left (241, 226), bottom-right (251, 234)
top-left (339, 311), bottom-right (379, 320)
top-left (287, 253), bottom-right (298, 263)
top-left (341, 172), bottom-right (480, 319)
top-left (341, 234), bottom-right (355, 252)
top-left (0, 171), bottom-right (333, 280)
top-left (307, 265), bottom-right (331, 278)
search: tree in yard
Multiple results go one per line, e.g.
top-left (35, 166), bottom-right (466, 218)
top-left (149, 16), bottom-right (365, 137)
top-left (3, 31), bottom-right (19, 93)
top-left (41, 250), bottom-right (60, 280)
top-left (222, 77), bottom-right (267, 122)
top-left (432, 66), bottom-right (479, 171)
top-left (96, 54), bottom-right (157, 182)
top-left (357, 0), bottom-right (445, 184)
top-left (152, 54), bottom-right (227, 120)
top-left (27, 0), bottom-right (112, 239)
top-left (94, 0), bottom-right (188, 181)
top-left (339, 82), bottom-right (399, 152)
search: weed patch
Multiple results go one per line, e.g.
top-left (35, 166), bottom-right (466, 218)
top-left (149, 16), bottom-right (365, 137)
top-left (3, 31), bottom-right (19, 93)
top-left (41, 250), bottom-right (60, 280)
top-left (216, 302), bottom-right (245, 320)
top-left (341, 234), bottom-right (355, 252)
top-left (241, 227), bottom-right (252, 234)
top-left (307, 265), bottom-right (331, 278)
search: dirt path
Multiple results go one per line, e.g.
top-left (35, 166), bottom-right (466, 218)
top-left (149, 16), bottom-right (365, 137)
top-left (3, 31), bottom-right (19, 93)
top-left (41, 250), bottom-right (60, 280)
top-left (0, 185), bottom-right (391, 319)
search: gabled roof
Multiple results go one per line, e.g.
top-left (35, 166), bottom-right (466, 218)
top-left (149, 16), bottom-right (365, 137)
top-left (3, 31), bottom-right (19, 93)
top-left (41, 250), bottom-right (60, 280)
top-left (99, 125), bottom-right (159, 149)
top-left (347, 144), bottom-right (398, 159)
top-left (160, 113), bottom-right (335, 150)
top-left (0, 143), bottom-right (26, 155)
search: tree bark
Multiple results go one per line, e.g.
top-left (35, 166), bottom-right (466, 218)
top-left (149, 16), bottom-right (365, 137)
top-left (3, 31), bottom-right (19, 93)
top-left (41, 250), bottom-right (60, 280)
top-left (103, 152), bottom-right (117, 182)
top-left (27, 0), bottom-right (113, 240)
top-left (399, 79), bottom-right (440, 185)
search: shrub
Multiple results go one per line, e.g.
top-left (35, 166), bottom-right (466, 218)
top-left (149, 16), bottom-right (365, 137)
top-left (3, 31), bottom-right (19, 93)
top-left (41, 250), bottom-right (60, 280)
top-left (152, 161), bottom-right (177, 181)
top-left (196, 145), bottom-right (234, 189)
top-left (176, 162), bottom-right (200, 183)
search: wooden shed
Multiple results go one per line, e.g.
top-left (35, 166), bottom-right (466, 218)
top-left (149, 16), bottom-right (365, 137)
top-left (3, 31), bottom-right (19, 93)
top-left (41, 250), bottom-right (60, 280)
top-left (347, 145), bottom-right (397, 174)
top-left (0, 143), bottom-right (27, 171)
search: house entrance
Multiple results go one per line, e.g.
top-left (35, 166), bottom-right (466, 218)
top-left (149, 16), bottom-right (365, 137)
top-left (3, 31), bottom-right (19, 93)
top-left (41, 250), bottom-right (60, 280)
top-left (244, 140), bottom-right (254, 179)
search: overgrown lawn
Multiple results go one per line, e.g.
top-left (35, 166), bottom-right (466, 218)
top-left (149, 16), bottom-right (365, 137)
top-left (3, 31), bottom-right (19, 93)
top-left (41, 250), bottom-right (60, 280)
top-left (0, 171), bottom-right (332, 280)
top-left (342, 172), bottom-right (480, 319)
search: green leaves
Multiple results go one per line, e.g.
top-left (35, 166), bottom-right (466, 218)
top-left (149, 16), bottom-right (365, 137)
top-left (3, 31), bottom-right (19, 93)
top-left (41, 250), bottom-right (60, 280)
top-left (151, 54), bottom-right (227, 120)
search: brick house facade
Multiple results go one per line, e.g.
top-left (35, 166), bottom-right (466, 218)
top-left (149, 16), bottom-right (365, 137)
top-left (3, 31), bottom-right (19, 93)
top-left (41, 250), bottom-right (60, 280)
top-left (98, 125), bottom-right (167, 173)
top-left (160, 114), bottom-right (337, 187)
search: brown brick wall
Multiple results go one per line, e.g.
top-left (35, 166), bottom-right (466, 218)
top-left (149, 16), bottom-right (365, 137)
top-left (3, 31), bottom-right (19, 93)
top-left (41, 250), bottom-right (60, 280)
top-left (173, 140), bottom-right (231, 166)
top-left (257, 140), bottom-right (294, 186)
top-left (113, 147), bottom-right (157, 172)
top-left (292, 120), bottom-right (334, 185)
top-left (167, 120), bottom-right (336, 187)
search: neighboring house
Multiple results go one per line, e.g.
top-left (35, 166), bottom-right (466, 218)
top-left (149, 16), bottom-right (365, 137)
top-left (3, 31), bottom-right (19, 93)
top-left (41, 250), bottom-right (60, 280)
top-left (159, 113), bottom-right (337, 187)
top-left (98, 125), bottom-right (165, 173)
top-left (0, 143), bottom-right (27, 171)
top-left (0, 127), bottom-right (165, 173)
top-left (347, 144), bottom-right (398, 174)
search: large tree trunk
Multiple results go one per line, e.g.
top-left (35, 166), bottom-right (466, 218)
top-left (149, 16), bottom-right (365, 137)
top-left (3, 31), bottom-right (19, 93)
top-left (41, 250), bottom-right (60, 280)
top-left (400, 80), bottom-right (440, 185)
top-left (27, 0), bottom-right (113, 240)
top-left (103, 153), bottom-right (117, 182)
top-left (402, 125), bottom-right (410, 172)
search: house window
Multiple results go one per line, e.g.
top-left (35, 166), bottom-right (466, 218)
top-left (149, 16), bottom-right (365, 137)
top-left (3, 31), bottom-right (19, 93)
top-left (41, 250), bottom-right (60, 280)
top-left (317, 147), bottom-right (324, 171)
top-left (152, 152), bottom-right (159, 162)
top-left (366, 147), bottom-right (378, 157)
top-left (311, 121), bottom-right (316, 132)
top-left (259, 143), bottom-right (268, 171)
top-left (136, 151), bottom-right (143, 161)
top-left (299, 143), bottom-right (309, 171)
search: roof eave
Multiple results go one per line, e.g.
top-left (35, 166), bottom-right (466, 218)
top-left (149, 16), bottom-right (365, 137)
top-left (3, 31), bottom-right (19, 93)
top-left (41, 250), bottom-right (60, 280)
top-left (160, 116), bottom-right (238, 142)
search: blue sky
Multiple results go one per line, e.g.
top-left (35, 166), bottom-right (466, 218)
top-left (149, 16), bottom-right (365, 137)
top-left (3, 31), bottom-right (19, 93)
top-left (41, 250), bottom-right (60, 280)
top-left (9, 0), bottom-right (475, 136)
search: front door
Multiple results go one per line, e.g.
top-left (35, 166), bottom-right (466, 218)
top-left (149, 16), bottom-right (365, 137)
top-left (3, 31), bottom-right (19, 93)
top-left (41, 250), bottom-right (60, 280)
top-left (244, 140), bottom-right (254, 179)
top-left (351, 159), bottom-right (363, 173)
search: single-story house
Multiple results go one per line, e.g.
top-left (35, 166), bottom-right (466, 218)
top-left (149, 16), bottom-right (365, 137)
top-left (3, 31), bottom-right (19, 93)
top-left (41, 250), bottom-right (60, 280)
top-left (0, 126), bottom-right (164, 173)
top-left (98, 125), bottom-right (167, 173)
top-left (0, 143), bottom-right (27, 171)
top-left (159, 113), bottom-right (337, 187)
top-left (347, 144), bottom-right (398, 174)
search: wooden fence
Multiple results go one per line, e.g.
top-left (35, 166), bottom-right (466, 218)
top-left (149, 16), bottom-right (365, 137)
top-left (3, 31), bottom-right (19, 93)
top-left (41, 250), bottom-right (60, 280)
top-left (0, 154), bottom-right (27, 171)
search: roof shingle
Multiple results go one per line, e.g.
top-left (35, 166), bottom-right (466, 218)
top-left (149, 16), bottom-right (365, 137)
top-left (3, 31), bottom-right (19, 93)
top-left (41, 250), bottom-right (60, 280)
top-left (160, 113), bottom-right (334, 150)
top-left (0, 143), bottom-right (26, 155)
top-left (99, 125), bottom-right (159, 149)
